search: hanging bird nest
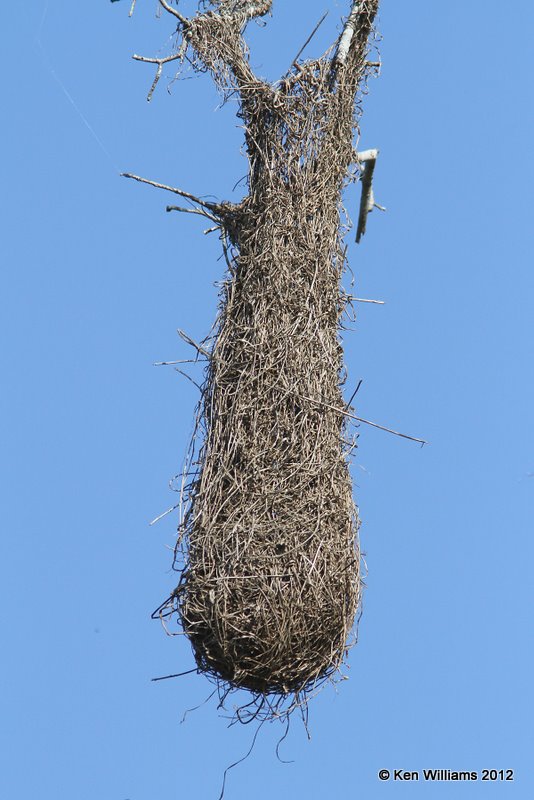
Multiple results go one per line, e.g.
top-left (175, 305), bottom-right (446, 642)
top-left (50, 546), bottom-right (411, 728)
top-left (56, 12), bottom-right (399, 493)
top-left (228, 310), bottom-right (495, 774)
top-left (134, 0), bottom-right (381, 721)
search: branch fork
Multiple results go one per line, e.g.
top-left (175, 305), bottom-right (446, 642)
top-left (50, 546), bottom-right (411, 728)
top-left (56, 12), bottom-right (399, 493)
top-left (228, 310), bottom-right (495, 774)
top-left (121, 172), bottom-right (244, 239)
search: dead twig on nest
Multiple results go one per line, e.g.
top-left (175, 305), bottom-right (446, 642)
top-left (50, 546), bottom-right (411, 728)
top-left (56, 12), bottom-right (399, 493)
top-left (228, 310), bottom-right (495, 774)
top-left (290, 11), bottom-right (329, 69)
top-left (121, 172), bottom-right (218, 211)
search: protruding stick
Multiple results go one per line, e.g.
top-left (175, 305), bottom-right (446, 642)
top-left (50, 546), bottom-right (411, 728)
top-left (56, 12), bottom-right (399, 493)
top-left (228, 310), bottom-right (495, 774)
top-left (121, 172), bottom-right (218, 211)
top-left (303, 395), bottom-right (427, 445)
top-left (177, 329), bottom-right (212, 359)
top-left (151, 668), bottom-right (198, 682)
top-left (291, 11), bottom-right (329, 68)
top-left (167, 205), bottom-right (219, 222)
top-left (157, 0), bottom-right (188, 25)
top-left (149, 504), bottom-right (180, 527)
top-left (349, 296), bottom-right (385, 304)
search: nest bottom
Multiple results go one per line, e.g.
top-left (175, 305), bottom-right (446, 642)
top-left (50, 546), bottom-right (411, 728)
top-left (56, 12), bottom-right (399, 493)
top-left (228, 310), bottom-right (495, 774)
top-left (177, 551), bottom-right (360, 695)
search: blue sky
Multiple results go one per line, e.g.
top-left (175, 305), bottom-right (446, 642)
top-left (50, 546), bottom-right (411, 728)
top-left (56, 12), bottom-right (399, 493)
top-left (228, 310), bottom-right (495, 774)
top-left (2, 1), bottom-right (533, 798)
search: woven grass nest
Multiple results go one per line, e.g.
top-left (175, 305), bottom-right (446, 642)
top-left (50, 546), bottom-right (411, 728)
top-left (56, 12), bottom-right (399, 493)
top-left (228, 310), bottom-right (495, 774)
top-left (142, 0), bottom-right (381, 721)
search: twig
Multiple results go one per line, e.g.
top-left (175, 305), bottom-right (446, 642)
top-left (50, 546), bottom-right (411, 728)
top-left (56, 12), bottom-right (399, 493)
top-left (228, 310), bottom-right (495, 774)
top-left (148, 62), bottom-right (163, 102)
top-left (132, 53), bottom-right (184, 101)
top-left (350, 412), bottom-right (426, 445)
top-left (167, 204), bottom-right (219, 222)
top-left (291, 11), bottom-right (329, 67)
top-left (345, 379), bottom-right (363, 410)
top-left (157, 0), bottom-right (188, 25)
top-left (175, 368), bottom-right (203, 393)
top-left (177, 328), bottom-right (212, 359)
top-left (152, 668), bottom-right (198, 682)
top-left (154, 359), bottom-right (204, 366)
top-left (129, 0), bottom-right (137, 18)
top-left (349, 296), bottom-right (385, 304)
top-left (132, 53), bottom-right (182, 66)
top-left (149, 503), bottom-right (180, 526)
top-left (303, 395), bottom-right (427, 445)
top-left (121, 172), bottom-right (218, 211)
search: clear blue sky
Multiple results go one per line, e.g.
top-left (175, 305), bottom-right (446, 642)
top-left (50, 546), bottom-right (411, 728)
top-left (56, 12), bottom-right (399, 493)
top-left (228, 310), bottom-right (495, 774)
top-left (2, 1), bottom-right (533, 798)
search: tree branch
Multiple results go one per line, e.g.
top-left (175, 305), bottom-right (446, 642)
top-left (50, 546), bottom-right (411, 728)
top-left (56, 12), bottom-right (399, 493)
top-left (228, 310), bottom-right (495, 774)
top-left (121, 172), bottom-right (219, 211)
top-left (355, 149), bottom-right (385, 243)
top-left (329, 0), bottom-right (380, 84)
top-left (334, 1), bottom-right (361, 68)
top-left (132, 52), bottom-right (183, 101)
top-left (157, 0), bottom-right (188, 26)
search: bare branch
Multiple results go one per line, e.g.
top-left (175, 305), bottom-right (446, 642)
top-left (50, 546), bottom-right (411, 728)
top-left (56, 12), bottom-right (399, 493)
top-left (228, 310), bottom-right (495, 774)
top-left (148, 62), bottom-right (163, 102)
top-left (157, 0), bottom-right (188, 26)
top-left (154, 360), bottom-right (204, 366)
top-left (349, 297), bottom-right (385, 304)
top-left (167, 205), bottom-right (219, 223)
top-left (355, 149), bottom-right (384, 243)
top-left (348, 412), bottom-right (427, 446)
top-left (149, 503), bottom-right (180, 526)
top-left (121, 172), bottom-right (218, 211)
top-left (334, 1), bottom-right (361, 68)
top-left (132, 53), bottom-right (181, 66)
top-left (151, 668), bottom-right (198, 682)
top-left (303, 395), bottom-right (427, 445)
top-left (177, 329), bottom-right (212, 359)
top-left (129, 0), bottom-right (137, 17)
top-left (132, 52), bottom-right (183, 101)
